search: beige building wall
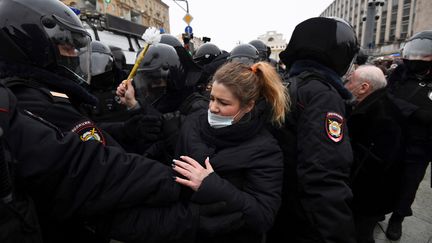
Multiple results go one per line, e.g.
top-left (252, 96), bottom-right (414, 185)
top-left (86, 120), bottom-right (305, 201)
top-left (61, 0), bottom-right (170, 33)
top-left (320, 0), bottom-right (432, 55)
top-left (413, 0), bottom-right (432, 33)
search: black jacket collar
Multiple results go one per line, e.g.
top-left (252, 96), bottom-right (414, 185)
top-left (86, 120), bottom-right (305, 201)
top-left (289, 59), bottom-right (354, 101)
top-left (0, 61), bottom-right (97, 105)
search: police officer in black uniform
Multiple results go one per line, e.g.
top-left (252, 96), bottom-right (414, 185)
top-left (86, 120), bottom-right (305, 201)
top-left (0, 0), bottom-right (181, 242)
top-left (385, 30), bottom-right (432, 241)
top-left (267, 17), bottom-right (359, 243)
top-left (0, 83), bottom-right (183, 242)
top-left (194, 43), bottom-right (229, 92)
top-left (83, 40), bottom-right (129, 122)
top-left (117, 43), bottom-right (208, 160)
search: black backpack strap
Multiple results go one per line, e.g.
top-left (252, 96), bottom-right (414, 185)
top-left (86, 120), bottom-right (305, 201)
top-left (285, 71), bottom-right (326, 120)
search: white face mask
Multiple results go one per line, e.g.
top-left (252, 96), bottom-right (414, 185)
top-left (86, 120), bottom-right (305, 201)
top-left (207, 109), bottom-right (241, 129)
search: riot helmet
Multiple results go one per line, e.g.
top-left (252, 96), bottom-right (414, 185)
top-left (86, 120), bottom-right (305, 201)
top-left (90, 41), bottom-right (115, 90)
top-left (0, 0), bottom-right (92, 85)
top-left (355, 48), bottom-right (369, 66)
top-left (401, 30), bottom-right (432, 77)
top-left (109, 46), bottom-right (127, 71)
top-left (134, 43), bottom-right (186, 105)
top-left (279, 17), bottom-right (359, 76)
top-left (228, 43), bottom-right (259, 65)
top-left (249, 39), bottom-right (269, 61)
top-left (193, 43), bottom-right (222, 66)
top-left (160, 33), bottom-right (183, 48)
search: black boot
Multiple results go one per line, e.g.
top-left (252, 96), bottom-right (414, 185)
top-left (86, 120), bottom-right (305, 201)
top-left (386, 214), bottom-right (404, 241)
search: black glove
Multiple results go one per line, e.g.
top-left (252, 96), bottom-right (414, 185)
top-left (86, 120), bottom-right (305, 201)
top-left (161, 111), bottom-right (182, 138)
top-left (124, 114), bottom-right (162, 142)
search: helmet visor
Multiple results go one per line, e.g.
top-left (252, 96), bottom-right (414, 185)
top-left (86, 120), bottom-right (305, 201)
top-left (402, 38), bottom-right (432, 61)
top-left (44, 21), bottom-right (92, 85)
top-left (134, 69), bottom-right (167, 103)
top-left (91, 52), bottom-right (114, 76)
top-left (229, 56), bottom-right (257, 65)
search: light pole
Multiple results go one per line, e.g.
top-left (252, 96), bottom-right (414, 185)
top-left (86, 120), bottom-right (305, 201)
top-left (173, 0), bottom-right (189, 14)
top-left (362, 0), bottom-right (385, 54)
top-left (172, 0), bottom-right (194, 53)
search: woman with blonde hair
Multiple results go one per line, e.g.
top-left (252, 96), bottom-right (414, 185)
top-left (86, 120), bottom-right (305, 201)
top-left (173, 61), bottom-right (289, 243)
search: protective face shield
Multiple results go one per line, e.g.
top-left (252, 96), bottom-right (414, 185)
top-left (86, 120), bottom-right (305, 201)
top-left (91, 50), bottom-right (114, 77)
top-left (134, 69), bottom-right (168, 105)
top-left (0, 0), bottom-right (92, 86)
top-left (88, 41), bottom-right (115, 89)
top-left (42, 16), bottom-right (91, 85)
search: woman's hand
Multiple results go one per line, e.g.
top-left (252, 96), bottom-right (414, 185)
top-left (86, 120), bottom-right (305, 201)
top-left (116, 78), bottom-right (137, 109)
top-left (173, 156), bottom-right (214, 191)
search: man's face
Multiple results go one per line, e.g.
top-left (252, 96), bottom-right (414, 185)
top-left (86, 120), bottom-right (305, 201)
top-left (344, 71), bottom-right (359, 93)
top-left (58, 43), bottom-right (78, 57)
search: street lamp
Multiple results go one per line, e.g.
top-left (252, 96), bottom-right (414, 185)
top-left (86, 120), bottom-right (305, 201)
top-left (362, 0), bottom-right (386, 53)
top-left (172, 0), bottom-right (189, 13)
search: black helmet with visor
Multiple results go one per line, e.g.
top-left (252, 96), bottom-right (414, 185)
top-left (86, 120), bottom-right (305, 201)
top-left (402, 30), bottom-right (432, 76)
top-left (228, 43), bottom-right (259, 65)
top-left (279, 17), bottom-right (359, 77)
top-left (0, 0), bottom-right (92, 85)
top-left (133, 43), bottom-right (185, 105)
top-left (249, 39), bottom-right (269, 61)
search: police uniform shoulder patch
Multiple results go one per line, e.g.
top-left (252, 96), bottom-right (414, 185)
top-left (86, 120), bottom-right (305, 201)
top-left (71, 120), bottom-right (106, 145)
top-left (325, 112), bottom-right (344, 143)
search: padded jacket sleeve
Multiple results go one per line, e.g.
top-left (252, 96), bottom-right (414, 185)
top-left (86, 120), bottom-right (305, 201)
top-left (5, 103), bottom-right (180, 220)
top-left (295, 80), bottom-right (355, 243)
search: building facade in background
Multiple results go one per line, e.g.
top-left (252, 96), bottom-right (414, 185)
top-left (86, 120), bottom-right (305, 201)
top-left (320, 0), bottom-right (432, 55)
top-left (258, 31), bottom-right (286, 62)
top-left (61, 0), bottom-right (170, 32)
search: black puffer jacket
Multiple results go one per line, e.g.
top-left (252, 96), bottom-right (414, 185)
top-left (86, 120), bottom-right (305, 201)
top-left (348, 88), bottom-right (408, 216)
top-left (268, 60), bottom-right (355, 243)
top-left (176, 100), bottom-right (283, 243)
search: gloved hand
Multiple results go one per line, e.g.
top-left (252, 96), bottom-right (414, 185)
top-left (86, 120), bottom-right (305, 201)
top-left (124, 114), bottom-right (162, 142)
top-left (161, 111), bottom-right (182, 154)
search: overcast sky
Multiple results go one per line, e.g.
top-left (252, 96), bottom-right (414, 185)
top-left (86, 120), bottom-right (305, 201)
top-left (161, 0), bottom-right (335, 51)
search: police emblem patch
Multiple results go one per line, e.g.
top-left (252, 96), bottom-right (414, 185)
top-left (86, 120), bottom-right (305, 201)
top-left (71, 120), bottom-right (106, 145)
top-left (325, 112), bottom-right (344, 143)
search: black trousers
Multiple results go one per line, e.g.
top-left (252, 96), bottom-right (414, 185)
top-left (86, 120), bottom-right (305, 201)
top-left (394, 161), bottom-right (430, 216)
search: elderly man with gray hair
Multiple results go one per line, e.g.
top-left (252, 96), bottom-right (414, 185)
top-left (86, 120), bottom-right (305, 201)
top-left (345, 64), bottom-right (408, 243)
top-left (345, 64), bottom-right (388, 103)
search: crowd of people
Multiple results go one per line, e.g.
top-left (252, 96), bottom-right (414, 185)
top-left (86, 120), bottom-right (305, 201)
top-left (0, 0), bottom-right (431, 243)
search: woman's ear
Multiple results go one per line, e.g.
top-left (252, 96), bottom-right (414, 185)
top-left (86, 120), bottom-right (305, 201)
top-left (245, 100), bottom-right (255, 113)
